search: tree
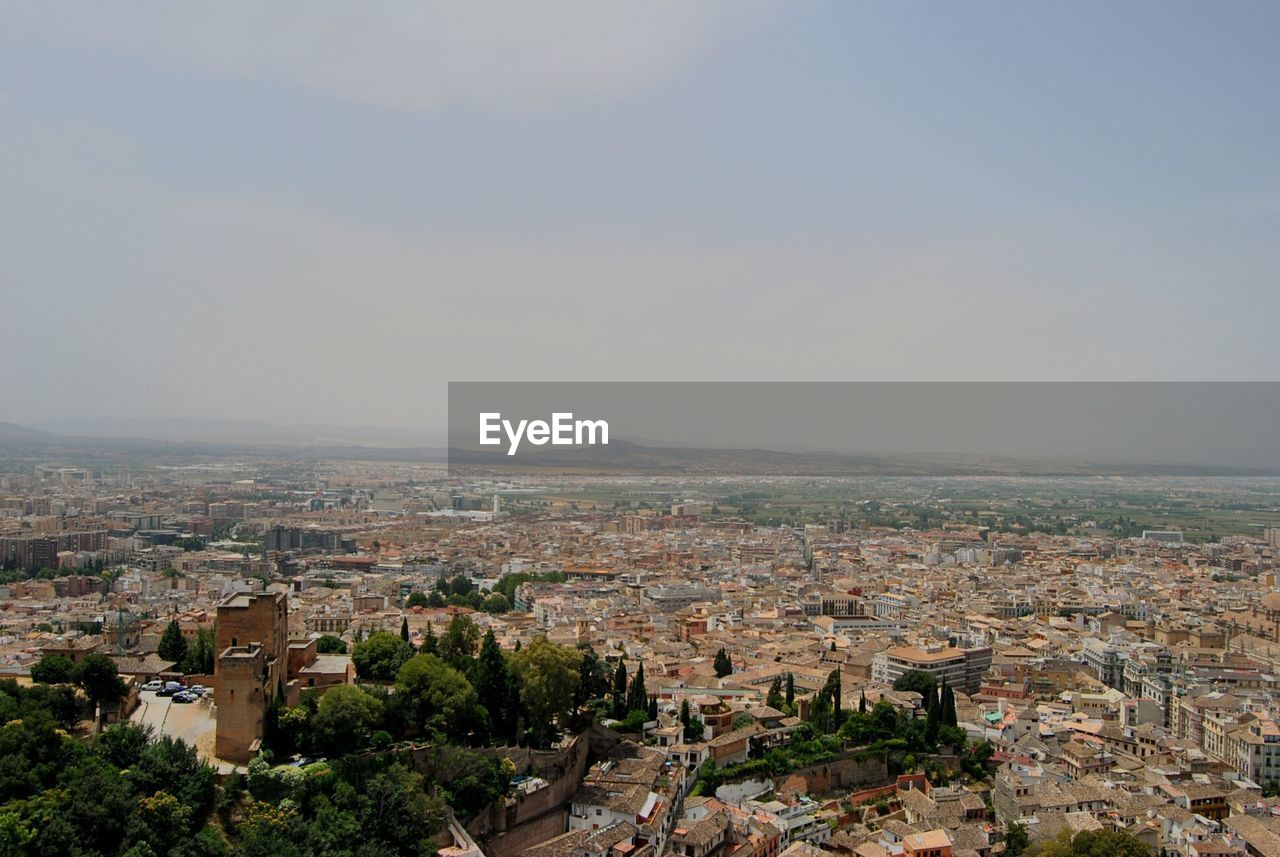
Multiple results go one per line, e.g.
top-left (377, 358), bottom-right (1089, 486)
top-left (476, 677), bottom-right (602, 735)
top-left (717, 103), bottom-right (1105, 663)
top-left (893, 669), bottom-right (937, 698)
top-left (472, 630), bottom-right (518, 742)
top-left (400, 616), bottom-right (410, 643)
top-left (422, 622), bottom-right (438, 655)
top-left (182, 626), bottom-right (217, 676)
top-left (713, 648), bottom-right (732, 677)
top-left (681, 698), bottom-right (705, 741)
top-left (439, 615), bottom-right (480, 670)
top-left (925, 685), bottom-right (941, 745)
top-left (405, 591), bottom-right (430, 609)
top-left (828, 668), bottom-right (843, 728)
top-left (395, 653), bottom-right (480, 742)
top-left (1005, 822), bottom-right (1029, 857)
top-left (311, 685), bottom-right (383, 753)
top-left (765, 676), bottom-right (784, 710)
top-left (512, 637), bottom-right (583, 747)
top-left (611, 660), bottom-right (628, 719)
top-left (626, 662), bottom-right (648, 714)
top-left (940, 679), bottom-right (958, 727)
top-left (483, 593), bottom-right (509, 614)
top-left (158, 619), bottom-right (188, 664)
top-left (29, 652), bottom-right (75, 684)
top-left (572, 645), bottom-right (611, 727)
top-left (785, 672), bottom-right (795, 709)
top-left (1070, 830), bottom-right (1151, 857)
top-left (1032, 829), bottom-right (1151, 857)
top-left (74, 654), bottom-right (127, 706)
top-left (315, 635), bottom-right (347, 654)
top-left (351, 631), bottom-right (412, 682)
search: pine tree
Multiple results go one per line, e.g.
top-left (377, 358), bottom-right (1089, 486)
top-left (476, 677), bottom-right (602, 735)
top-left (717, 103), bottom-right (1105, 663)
top-left (422, 622), bottom-right (438, 655)
top-left (158, 619), bottom-right (187, 665)
top-left (612, 661), bottom-right (628, 719)
top-left (713, 648), bottom-right (733, 677)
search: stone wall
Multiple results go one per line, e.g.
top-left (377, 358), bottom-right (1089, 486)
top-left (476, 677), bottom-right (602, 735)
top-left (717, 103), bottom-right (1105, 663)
top-left (774, 751), bottom-right (889, 797)
top-left (464, 726), bottom-right (622, 857)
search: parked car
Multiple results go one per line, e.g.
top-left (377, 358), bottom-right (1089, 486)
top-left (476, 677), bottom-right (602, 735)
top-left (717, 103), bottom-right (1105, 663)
top-left (140, 680), bottom-right (164, 692)
top-left (172, 691), bottom-right (196, 704)
top-left (188, 685), bottom-right (208, 697)
top-left (157, 682), bottom-right (185, 697)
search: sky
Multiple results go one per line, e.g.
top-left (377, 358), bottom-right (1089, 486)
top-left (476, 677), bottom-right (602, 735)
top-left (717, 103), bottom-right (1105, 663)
top-left (2, 1), bottom-right (1278, 430)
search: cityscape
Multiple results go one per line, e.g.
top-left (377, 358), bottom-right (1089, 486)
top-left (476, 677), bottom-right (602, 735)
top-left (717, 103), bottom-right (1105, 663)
top-left (3, 431), bottom-right (1280, 857)
top-left (4, 2), bottom-right (1279, 856)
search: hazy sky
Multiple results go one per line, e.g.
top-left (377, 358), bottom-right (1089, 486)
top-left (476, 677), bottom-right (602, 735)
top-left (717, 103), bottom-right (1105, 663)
top-left (3, 2), bottom-right (1278, 429)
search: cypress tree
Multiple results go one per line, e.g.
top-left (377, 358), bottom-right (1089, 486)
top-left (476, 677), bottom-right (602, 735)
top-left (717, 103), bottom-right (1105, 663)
top-left (713, 648), bottom-right (733, 677)
top-left (766, 675), bottom-right (784, 710)
top-left (627, 662), bottom-right (647, 713)
top-left (926, 686), bottom-right (941, 745)
top-left (827, 668), bottom-right (843, 728)
top-left (612, 661), bottom-right (628, 719)
top-left (473, 629), bottom-right (515, 741)
top-left (941, 680), bottom-right (957, 727)
top-left (400, 616), bottom-right (410, 643)
top-left (785, 672), bottom-right (795, 708)
top-left (158, 619), bottom-right (188, 664)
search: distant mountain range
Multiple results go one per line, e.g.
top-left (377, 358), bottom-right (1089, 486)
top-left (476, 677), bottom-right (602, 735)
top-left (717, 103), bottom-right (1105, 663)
top-left (30, 417), bottom-right (445, 448)
top-left (0, 422), bottom-right (50, 438)
top-left (2, 417), bottom-right (1275, 476)
top-left (447, 437), bottom-right (1278, 477)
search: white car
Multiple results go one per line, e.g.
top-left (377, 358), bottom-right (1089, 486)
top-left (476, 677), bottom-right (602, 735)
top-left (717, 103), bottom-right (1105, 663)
top-left (140, 680), bottom-right (164, 692)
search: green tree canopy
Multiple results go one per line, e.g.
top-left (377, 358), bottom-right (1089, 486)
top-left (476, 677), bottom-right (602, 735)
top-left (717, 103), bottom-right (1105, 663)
top-left (311, 685), bottom-right (384, 753)
top-left (351, 631), bottom-right (412, 682)
top-left (395, 653), bottom-right (480, 742)
top-left (438, 614), bottom-right (480, 670)
top-left (315, 635), bottom-right (347, 654)
top-left (893, 669), bottom-right (937, 697)
top-left (512, 637), bottom-right (583, 747)
top-left (29, 652), bottom-right (75, 684)
top-left (74, 654), bottom-right (127, 706)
